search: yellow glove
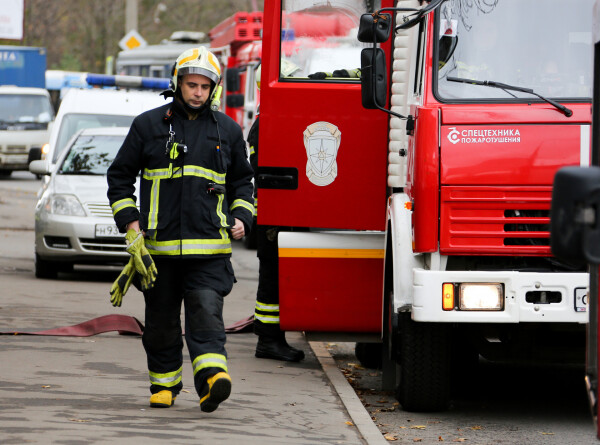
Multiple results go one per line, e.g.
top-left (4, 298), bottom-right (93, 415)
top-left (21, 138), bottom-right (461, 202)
top-left (110, 257), bottom-right (136, 307)
top-left (125, 229), bottom-right (158, 290)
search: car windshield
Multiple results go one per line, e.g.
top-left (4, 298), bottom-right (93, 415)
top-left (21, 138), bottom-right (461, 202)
top-left (436, 0), bottom-right (593, 101)
top-left (59, 134), bottom-right (125, 175)
top-left (0, 94), bottom-right (54, 123)
top-left (53, 113), bottom-right (134, 163)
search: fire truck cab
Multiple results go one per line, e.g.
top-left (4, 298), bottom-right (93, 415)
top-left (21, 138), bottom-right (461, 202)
top-left (258, 0), bottom-right (593, 412)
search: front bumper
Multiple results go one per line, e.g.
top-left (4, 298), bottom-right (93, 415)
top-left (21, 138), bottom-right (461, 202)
top-left (412, 269), bottom-right (589, 323)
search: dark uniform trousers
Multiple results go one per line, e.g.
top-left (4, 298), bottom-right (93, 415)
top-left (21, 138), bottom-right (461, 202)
top-left (254, 225), bottom-right (280, 338)
top-left (143, 257), bottom-right (235, 397)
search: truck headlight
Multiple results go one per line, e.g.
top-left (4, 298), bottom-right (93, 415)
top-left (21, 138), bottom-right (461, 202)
top-left (459, 283), bottom-right (504, 311)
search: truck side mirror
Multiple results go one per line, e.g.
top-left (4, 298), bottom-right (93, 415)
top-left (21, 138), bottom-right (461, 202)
top-left (360, 48), bottom-right (387, 109)
top-left (226, 68), bottom-right (241, 93)
top-left (550, 166), bottom-right (600, 264)
top-left (357, 13), bottom-right (392, 43)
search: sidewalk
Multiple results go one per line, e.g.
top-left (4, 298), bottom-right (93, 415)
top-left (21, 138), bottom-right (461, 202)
top-left (0, 233), bottom-right (385, 445)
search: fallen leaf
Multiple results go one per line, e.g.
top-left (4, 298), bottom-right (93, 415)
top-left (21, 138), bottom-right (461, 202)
top-left (41, 385), bottom-right (51, 389)
top-left (377, 399), bottom-right (389, 403)
top-left (439, 437), bottom-right (444, 442)
top-left (471, 426), bottom-right (482, 430)
top-left (384, 434), bottom-right (398, 441)
top-left (413, 438), bottom-right (423, 442)
top-left (411, 425), bottom-right (427, 430)
top-left (345, 421), bottom-right (354, 426)
top-left (539, 432), bottom-right (555, 435)
top-left (69, 418), bottom-right (91, 423)
top-left (181, 389), bottom-right (190, 393)
top-left (453, 439), bottom-right (467, 442)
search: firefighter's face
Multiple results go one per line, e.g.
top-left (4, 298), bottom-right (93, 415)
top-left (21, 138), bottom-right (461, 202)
top-left (180, 74), bottom-right (212, 108)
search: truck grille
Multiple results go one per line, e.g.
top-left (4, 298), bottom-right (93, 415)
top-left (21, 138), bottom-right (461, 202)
top-left (440, 186), bottom-right (551, 256)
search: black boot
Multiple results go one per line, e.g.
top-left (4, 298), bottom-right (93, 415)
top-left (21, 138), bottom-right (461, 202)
top-left (255, 335), bottom-right (305, 362)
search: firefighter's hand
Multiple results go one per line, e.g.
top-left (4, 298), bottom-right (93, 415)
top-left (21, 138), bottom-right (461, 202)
top-left (125, 229), bottom-right (158, 289)
top-left (230, 218), bottom-right (245, 240)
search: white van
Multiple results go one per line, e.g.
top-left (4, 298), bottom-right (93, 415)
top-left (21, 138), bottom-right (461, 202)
top-left (0, 86), bottom-right (54, 177)
top-left (43, 87), bottom-right (167, 169)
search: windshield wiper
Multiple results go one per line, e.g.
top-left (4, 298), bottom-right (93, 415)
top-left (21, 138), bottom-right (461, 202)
top-left (447, 76), bottom-right (573, 117)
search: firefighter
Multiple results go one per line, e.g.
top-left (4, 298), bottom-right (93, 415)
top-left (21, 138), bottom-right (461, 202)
top-left (107, 46), bottom-right (255, 412)
top-left (249, 61), bottom-right (306, 362)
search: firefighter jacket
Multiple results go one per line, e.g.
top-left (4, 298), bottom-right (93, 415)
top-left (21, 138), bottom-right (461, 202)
top-left (107, 99), bottom-right (255, 258)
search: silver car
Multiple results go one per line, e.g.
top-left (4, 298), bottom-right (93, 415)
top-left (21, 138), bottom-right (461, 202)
top-left (29, 127), bottom-right (135, 279)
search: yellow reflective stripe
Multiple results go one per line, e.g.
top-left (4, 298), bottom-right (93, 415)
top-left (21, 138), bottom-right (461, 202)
top-left (111, 198), bottom-right (136, 216)
top-left (230, 199), bottom-right (254, 215)
top-left (278, 248), bottom-right (385, 259)
top-left (184, 165), bottom-right (225, 183)
top-left (192, 353), bottom-right (227, 375)
top-left (216, 194), bottom-right (228, 228)
top-left (249, 145), bottom-right (255, 155)
top-left (255, 301), bottom-right (279, 312)
top-left (255, 313), bottom-right (280, 324)
top-left (207, 52), bottom-right (221, 76)
top-left (149, 367), bottom-right (182, 387)
top-left (148, 179), bottom-right (160, 231)
top-left (145, 238), bottom-right (232, 256)
top-left (178, 48), bottom-right (198, 66)
top-left (143, 166), bottom-right (224, 182)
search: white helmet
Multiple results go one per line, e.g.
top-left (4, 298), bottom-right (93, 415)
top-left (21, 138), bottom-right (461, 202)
top-left (172, 46), bottom-right (221, 93)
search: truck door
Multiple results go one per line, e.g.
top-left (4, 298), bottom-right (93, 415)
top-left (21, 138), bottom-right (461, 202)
top-left (257, 0), bottom-right (392, 231)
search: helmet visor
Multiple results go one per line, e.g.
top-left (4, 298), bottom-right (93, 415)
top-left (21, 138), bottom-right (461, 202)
top-left (178, 66), bottom-right (219, 85)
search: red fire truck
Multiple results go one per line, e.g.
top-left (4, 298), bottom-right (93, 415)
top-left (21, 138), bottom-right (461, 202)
top-left (257, 0), bottom-right (593, 412)
top-left (208, 11), bottom-right (263, 138)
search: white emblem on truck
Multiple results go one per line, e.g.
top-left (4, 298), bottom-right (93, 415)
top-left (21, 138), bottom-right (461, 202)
top-left (303, 121), bottom-right (341, 186)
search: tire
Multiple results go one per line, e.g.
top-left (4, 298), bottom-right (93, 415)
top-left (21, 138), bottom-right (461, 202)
top-left (355, 342), bottom-right (383, 369)
top-left (396, 317), bottom-right (452, 412)
top-left (35, 254), bottom-right (58, 279)
top-left (0, 170), bottom-right (12, 177)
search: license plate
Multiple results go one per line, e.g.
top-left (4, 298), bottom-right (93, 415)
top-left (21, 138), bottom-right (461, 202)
top-left (95, 224), bottom-right (123, 238)
top-left (575, 287), bottom-right (588, 312)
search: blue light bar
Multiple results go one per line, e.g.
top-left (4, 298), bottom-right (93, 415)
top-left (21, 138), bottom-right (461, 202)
top-left (86, 74), bottom-right (170, 90)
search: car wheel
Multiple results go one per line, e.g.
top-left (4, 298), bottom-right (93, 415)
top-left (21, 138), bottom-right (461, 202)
top-left (0, 170), bottom-right (12, 177)
top-left (35, 253), bottom-right (58, 279)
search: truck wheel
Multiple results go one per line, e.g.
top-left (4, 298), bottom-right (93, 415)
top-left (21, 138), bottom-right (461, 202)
top-left (355, 342), bottom-right (382, 369)
top-left (396, 317), bottom-right (452, 412)
top-left (35, 253), bottom-right (58, 279)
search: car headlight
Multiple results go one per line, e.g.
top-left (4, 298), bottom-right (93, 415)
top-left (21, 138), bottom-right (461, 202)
top-left (44, 194), bottom-right (86, 216)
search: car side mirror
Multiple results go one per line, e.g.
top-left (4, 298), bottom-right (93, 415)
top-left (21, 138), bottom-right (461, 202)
top-left (360, 48), bottom-right (387, 109)
top-left (29, 160), bottom-right (51, 176)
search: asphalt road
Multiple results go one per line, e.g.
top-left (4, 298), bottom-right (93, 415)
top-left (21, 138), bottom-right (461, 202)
top-left (1, 171), bottom-right (599, 444)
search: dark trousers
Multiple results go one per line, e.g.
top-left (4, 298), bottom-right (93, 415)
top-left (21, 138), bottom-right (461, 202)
top-left (254, 225), bottom-right (281, 338)
top-left (142, 257), bottom-right (235, 397)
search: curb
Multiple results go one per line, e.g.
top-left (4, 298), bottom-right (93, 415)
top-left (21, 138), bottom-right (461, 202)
top-left (309, 341), bottom-right (389, 445)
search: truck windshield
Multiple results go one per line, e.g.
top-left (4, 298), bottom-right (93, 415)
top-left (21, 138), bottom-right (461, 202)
top-left (280, 0), bottom-right (377, 80)
top-left (0, 94), bottom-right (54, 124)
top-left (436, 0), bottom-right (593, 101)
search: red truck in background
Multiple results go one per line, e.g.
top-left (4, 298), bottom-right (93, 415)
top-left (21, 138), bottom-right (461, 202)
top-left (255, 0), bottom-right (594, 413)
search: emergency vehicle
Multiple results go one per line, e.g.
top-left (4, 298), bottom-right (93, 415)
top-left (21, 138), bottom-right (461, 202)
top-left (209, 11), bottom-right (263, 138)
top-left (257, 0), bottom-right (593, 412)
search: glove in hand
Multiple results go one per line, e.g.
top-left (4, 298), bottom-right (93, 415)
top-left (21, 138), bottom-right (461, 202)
top-left (110, 257), bottom-right (136, 307)
top-left (125, 229), bottom-right (158, 290)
